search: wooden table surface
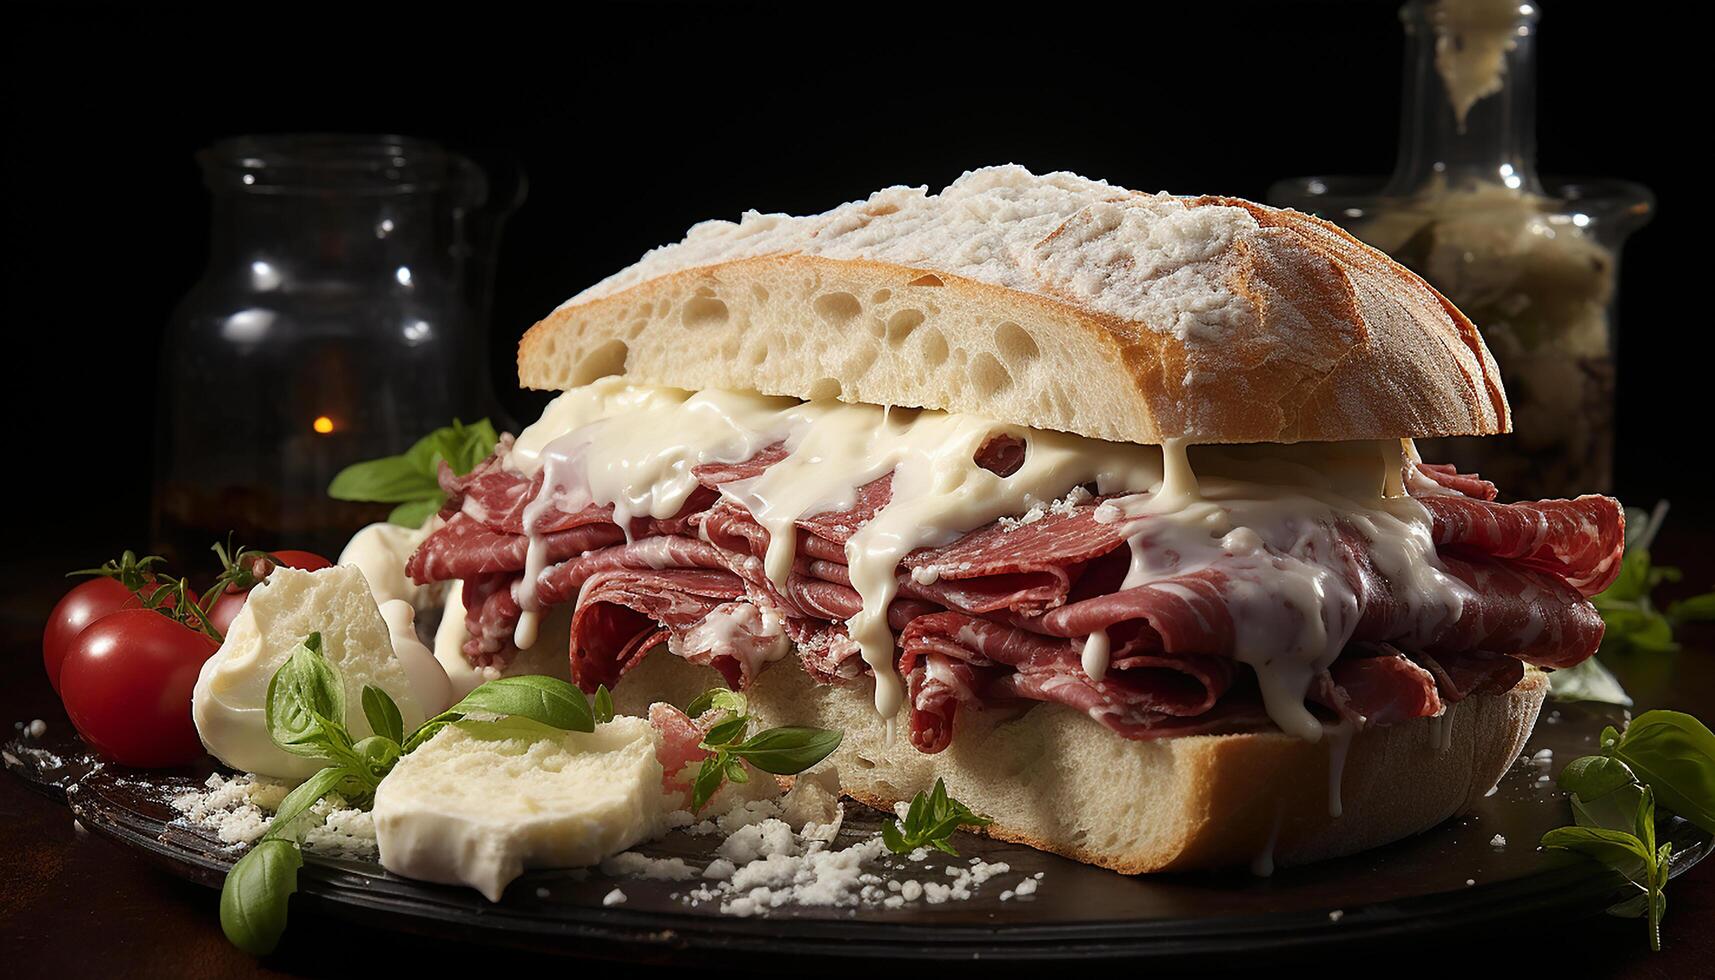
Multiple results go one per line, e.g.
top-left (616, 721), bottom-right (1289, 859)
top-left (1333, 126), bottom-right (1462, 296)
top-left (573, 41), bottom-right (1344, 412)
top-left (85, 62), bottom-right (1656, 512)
top-left (4, 540), bottom-right (1713, 979)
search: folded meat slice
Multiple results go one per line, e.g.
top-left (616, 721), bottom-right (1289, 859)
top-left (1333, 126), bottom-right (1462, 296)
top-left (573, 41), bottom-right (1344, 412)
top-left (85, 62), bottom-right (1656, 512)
top-left (408, 513), bottom-right (623, 583)
top-left (899, 612), bottom-right (1240, 752)
top-left (1419, 493), bottom-right (1625, 597)
top-left (566, 565), bottom-right (807, 692)
top-left (1318, 646), bottom-right (1443, 727)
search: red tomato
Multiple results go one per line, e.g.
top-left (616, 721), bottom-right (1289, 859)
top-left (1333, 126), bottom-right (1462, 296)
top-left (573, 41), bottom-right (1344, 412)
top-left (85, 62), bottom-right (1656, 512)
top-left (59, 609), bottom-right (217, 767)
top-left (270, 549), bottom-right (332, 572)
top-left (43, 578), bottom-right (169, 694)
top-left (202, 548), bottom-right (333, 635)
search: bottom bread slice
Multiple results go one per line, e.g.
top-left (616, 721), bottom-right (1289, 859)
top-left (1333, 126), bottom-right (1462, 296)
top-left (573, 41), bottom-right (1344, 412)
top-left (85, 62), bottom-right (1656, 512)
top-left (611, 648), bottom-right (1547, 873)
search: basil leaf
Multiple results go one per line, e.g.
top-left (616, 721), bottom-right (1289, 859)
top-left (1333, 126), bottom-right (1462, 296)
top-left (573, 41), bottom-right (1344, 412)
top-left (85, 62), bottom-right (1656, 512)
top-left (725, 756), bottom-right (750, 784)
top-left (1560, 754), bottom-right (1638, 801)
top-left (349, 736), bottom-right (402, 795)
top-left (701, 715), bottom-right (749, 749)
top-left (1609, 890), bottom-right (1651, 918)
top-left (593, 685), bottom-right (614, 724)
top-left (455, 716), bottom-right (568, 744)
top-left (326, 457), bottom-right (440, 505)
top-left (730, 726), bottom-right (843, 775)
top-left (1549, 658), bottom-right (1634, 707)
top-left (1615, 711), bottom-right (1715, 834)
top-left (328, 418), bottom-right (500, 527)
top-left (444, 676), bottom-right (594, 733)
top-left (401, 719), bottom-right (450, 754)
top-left (266, 766), bottom-right (350, 843)
top-left (387, 498), bottom-right (444, 529)
top-left (220, 838), bottom-right (303, 956)
top-left (1573, 782), bottom-right (1649, 835)
top-left (691, 754), bottom-right (727, 812)
top-left (687, 688), bottom-right (747, 719)
top-left (1669, 592), bottom-right (1715, 625)
top-left (1543, 826), bottom-right (1654, 887)
top-left (361, 685), bottom-right (405, 745)
top-left (880, 818), bottom-right (906, 854)
top-left (265, 634), bottom-right (350, 760)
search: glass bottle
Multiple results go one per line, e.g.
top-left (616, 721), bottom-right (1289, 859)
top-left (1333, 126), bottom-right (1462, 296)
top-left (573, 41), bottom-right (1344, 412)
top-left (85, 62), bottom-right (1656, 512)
top-left (1270, 1), bottom-right (1652, 499)
top-left (154, 134), bottom-right (521, 568)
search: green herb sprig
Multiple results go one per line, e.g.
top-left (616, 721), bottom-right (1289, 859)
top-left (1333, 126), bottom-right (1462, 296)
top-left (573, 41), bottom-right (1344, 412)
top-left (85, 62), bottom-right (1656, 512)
top-left (327, 418), bottom-right (500, 527)
top-left (220, 632), bottom-right (599, 955)
top-left (684, 688), bottom-right (843, 812)
top-left (1541, 709), bottom-right (1715, 951)
top-left (879, 777), bottom-right (992, 857)
top-left (1589, 504), bottom-right (1715, 658)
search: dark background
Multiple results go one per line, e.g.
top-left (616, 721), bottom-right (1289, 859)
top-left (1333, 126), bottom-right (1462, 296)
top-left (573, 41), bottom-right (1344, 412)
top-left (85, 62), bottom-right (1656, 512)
top-left (3, 0), bottom-right (1705, 563)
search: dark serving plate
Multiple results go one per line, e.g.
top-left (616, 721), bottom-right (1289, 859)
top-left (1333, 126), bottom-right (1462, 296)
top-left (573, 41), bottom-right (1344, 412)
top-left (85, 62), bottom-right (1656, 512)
top-left (5, 700), bottom-right (1706, 965)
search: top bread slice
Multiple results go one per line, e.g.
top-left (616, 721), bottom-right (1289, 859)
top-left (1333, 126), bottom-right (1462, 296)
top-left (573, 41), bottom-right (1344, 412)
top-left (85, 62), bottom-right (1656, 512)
top-left (518, 165), bottom-right (1509, 446)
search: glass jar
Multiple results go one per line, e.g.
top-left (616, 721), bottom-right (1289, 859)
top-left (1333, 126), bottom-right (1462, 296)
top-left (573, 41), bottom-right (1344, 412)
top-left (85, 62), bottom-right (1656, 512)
top-left (153, 134), bottom-right (521, 568)
top-left (1270, 1), bottom-right (1651, 499)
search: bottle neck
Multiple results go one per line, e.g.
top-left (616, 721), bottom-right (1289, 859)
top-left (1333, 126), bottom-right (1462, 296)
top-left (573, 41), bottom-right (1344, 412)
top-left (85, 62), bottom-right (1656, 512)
top-left (1387, 0), bottom-right (1541, 197)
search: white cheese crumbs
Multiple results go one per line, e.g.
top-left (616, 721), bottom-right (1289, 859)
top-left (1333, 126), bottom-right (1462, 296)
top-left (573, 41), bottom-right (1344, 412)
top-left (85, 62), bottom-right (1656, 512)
top-left (302, 804), bottom-right (377, 860)
top-left (595, 796), bottom-right (1030, 917)
top-left (1490, 834), bottom-right (1507, 847)
top-left (602, 888), bottom-right (627, 906)
top-left (1530, 749), bottom-right (1554, 765)
top-left (171, 772), bottom-right (377, 858)
top-left (1328, 909), bottom-right (1345, 922)
top-left (1466, 878), bottom-right (1476, 886)
top-left (1015, 876), bottom-right (1039, 896)
top-left (170, 773), bottom-right (291, 846)
top-left (600, 852), bottom-right (697, 881)
top-left (25, 719), bottom-right (46, 739)
top-left (535, 887), bottom-right (551, 899)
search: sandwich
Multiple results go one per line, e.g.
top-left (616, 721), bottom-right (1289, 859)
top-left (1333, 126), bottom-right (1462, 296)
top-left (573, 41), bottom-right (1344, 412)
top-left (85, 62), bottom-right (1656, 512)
top-left (404, 165), bottom-right (1623, 873)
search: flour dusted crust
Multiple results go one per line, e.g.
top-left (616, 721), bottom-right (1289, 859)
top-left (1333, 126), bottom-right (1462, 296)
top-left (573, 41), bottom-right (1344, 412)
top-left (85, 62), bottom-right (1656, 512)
top-left (519, 165), bottom-right (1509, 445)
top-left (620, 650), bottom-right (1546, 874)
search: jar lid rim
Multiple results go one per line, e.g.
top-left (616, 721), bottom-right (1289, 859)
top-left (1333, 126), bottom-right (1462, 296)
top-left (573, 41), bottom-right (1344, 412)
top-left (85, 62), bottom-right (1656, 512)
top-left (197, 133), bottom-right (478, 197)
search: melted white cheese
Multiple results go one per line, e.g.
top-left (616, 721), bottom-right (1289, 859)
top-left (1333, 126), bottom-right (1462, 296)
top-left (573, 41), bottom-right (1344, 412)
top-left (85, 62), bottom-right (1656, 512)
top-left (505, 383), bottom-right (1468, 741)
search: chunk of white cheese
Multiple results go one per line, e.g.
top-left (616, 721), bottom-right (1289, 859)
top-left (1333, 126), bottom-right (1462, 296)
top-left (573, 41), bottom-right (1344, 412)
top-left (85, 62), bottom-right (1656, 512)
top-left (373, 717), bottom-right (665, 901)
top-left (432, 581), bottom-right (574, 700)
top-left (379, 599), bottom-right (454, 717)
top-left (338, 519), bottom-right (445, 610)
top-left (192, 565), bottom-right (432, 780)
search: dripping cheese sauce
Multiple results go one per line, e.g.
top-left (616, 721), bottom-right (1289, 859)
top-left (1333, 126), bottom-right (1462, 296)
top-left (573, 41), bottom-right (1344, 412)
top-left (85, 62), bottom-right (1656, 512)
top-left (498, 379), bottom-right (1472, 749)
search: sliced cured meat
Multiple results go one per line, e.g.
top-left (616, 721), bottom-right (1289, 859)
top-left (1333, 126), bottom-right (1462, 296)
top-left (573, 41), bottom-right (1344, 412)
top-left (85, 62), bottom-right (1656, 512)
top-left (568, 568), bottom-right (751, 691)
top-left (461, 574), bottom-right (522, 666)
top-left (649, 702), bottom-right (712, 796)
top-left (1420, 493), bottom-right (1625, 597)
top-left (898, 612), bottom-right (1238, 751)
top-left (1413, 556), bottom-right (1604, 669)
top-left (408, 434), bottom-right (1613, 756)
top-left (1415, 462), bottom-right (1498, 501)
top-left (535, 536), bottom-right (735, 608)
top-left (407, 512), bottom-right (623, 584)
top-left (1413, 649), bottom-right (1526, 703)
top-left (1318, 647), bottom-right (1443, 726)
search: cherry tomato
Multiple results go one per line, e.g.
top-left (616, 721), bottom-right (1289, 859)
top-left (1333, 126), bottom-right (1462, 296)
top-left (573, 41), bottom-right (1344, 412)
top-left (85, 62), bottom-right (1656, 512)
top-left (270, 550), bottom-right (332, 572)
top-left (59, 609), bottom-right (217, 767)
top-left (202, 548), bottom-right (333, 635)
top-left (204, 589), bottom-right (249, 637)
top-left (43, 578), bottom-right (169, 694)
